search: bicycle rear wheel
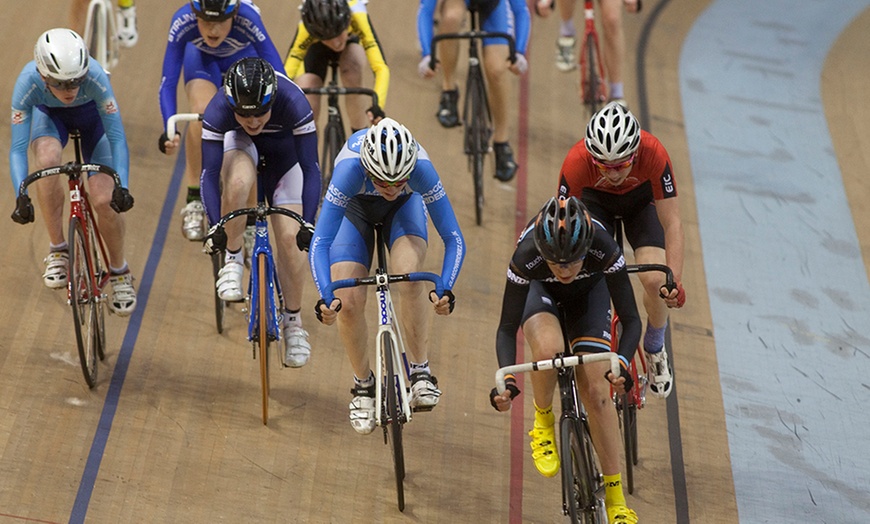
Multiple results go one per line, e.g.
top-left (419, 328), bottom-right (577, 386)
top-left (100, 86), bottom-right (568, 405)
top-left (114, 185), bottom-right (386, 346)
top-left (69, 216), bottom-right (101, 388)
top-left (383, 331), bottom-right (405, 511)
top-left (582, 32), bottom-right (604, 118)
top-left (561, 417), bottom-right (605, 524)
top-left (256, 252), bottom-right (270, 425)
top-left (211, 250), bottom-right (225, 334)
top-left (320, 120), bottom-right (345, 200)
top-left (465, 67), bottom-right (489, 226)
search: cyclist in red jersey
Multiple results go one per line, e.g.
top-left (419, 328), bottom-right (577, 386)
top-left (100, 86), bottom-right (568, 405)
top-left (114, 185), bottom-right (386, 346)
top-left (557, 101), bottom-right (685, 399)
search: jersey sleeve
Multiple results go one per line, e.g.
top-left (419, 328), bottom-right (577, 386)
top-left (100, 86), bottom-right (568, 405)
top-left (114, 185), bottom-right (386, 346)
top-left (351, 11), bottom-right (390, 108)
top-left (249, 12), bottom-right (287, 76)
top-left (283, 24), bottom-right (311, 79)
top-left (494, 260), bottom-right (530, 369)
top-left (416, 0), bottom-right (437, 58)
top-left (87, 66), bottom-right (130, 187)
top-left (158, 7), bottom-right (193, 126)
top-left (509, 0), bottom-right (531, 55)
top-left (9, 68), bottom-right (39, 194)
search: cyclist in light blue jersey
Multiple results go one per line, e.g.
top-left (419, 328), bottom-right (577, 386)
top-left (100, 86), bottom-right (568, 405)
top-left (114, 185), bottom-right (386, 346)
top-left (200, 57), bottom-right (320, 368)
top-left (158, 0), bottom-right (286, 242)
top-left (9, 28), bottom-right (137, 316)
top-left (310, 117), bottom-right (465, 435)
top-left (417, 0), bottom-right (530, 182)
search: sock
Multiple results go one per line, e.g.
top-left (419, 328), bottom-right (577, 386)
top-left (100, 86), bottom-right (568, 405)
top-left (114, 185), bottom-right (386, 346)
top-left (186, 186), bottom-right (201, 203)
top-left (284, 309), bottom-right (301, 328)
top-left (109, 263), bottom-right (129, 275)
top-left (644, 319), bottom-right (667, 354)
top-left (50, 241), bottom-right (69, 253)
top-left (609, 82), bottom-right (625, 100)
top-left (225, 248), bottom-right (243, 266)
top-left (559, 20), bottom-right (576, 38)
top-left (604, 473), bottom-right (626, 507)
top-left (534, 402), bottom-right (555, 428)
top-left (354, 371), bottom-right (375, 388)
top-left (409, 361), bottom-right (431, 376)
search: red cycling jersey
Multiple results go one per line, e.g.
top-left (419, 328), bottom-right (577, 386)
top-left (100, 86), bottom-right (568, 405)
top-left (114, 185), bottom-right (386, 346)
top-left (557, 130), bottom-right (677, 201)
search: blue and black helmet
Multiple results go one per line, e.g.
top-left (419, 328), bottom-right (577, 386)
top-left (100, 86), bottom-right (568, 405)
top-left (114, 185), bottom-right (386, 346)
top-left (190, 0), bottom-right (240, 22)
top-left (224, 57), bottom-right (276, 117)
top-left (533, 196), bottom-right (594, 264)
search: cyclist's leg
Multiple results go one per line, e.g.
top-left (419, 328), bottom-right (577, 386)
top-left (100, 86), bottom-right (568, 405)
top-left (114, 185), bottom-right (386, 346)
top-left (433, 0), bottom-right (463, 127)
top-left (598, 0), bottom-right (626, 101)
top-left (555, 0), bottom-right (577, 71)
top-left (214, 137), bottom-right (256, 301)
top-left (300, 42), bottom-right (336, 123)
top-left (295, 72), bottom-right (324, 122)
top-left (481, 4), bottom-right (519, 180)
top-left (29, 133), bottom-right (66, 247)
top-left (337, 42), bottom-right (369, 131)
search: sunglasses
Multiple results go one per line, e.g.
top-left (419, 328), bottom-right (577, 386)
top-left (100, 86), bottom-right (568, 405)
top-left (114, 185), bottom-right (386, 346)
top-left (591, 152), bottom-right (636, 172)
top-left (44, 75), bottom-right (86, 90)
top-left (370, 177), bottom-right (408, 189)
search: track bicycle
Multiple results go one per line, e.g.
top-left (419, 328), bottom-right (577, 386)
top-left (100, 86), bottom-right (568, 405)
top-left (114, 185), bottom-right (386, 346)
top-left (329, 224), bottom-right (445, 513)
top-left (165, 113), bottom-right (231, 333)
top-left (301, 59), bottom-right (379, 202)
top-left (430, 7), bottom-right (515, 226)
top-left (496, 351), bottom-right (621, 523)
top-left (204, 166), bottom-right (313, 426)
top-left (608, 216), bottom-right (675, 493)
top-left (578, 0), bottom-right (608, 118)
top-left (14, 130), bottom-right (133, 388)
top-left (83, 0), bottom-right (121, 72)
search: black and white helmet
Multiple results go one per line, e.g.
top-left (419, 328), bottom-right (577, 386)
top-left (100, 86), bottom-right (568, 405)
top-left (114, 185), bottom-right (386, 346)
top-left (300, 0), bottom-right (351, 40)
top-left (34, 29), bottom-right (89, 83)
top-left (585, 101), bottom-right (641, 162)
top-left (189, 0), bottom-right (240, 21)
top-left (360, 118), bottom-right (418, 184)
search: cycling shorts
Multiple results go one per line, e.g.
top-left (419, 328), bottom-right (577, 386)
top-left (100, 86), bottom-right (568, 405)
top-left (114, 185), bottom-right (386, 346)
top-left (31, 102), bottom-right (113, 170)
top-left (182, 42), bottom-right (259, 87)
top-left (302, 37), bottom-right (362, 82)
top-left (582, 185), bottom-right (666, 250)
top-left (329, 193), bottom-right (428, 268)
top-left (222, 130), bottom-right (304, 207)
top-left (520, 278), bottom-right (613, 354)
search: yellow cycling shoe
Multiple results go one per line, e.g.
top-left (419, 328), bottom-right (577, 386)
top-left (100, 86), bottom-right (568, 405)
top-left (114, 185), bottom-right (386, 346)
top-left (528, 424), bottom-right (559, 477)
top-left (607, 504), bottom-right (638, 524)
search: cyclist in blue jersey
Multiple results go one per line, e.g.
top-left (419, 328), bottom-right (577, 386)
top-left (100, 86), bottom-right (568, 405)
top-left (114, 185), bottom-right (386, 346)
top-left (200, 57), bottom-right (320, 368)
top-left (9, 29), bottom-right (137, 316)
top-left (158, 0), bottom-right (286, 243)
top-left (417, 0), bottom-right (530, 182)
top-left (310, 117), bottom-right (465, 435)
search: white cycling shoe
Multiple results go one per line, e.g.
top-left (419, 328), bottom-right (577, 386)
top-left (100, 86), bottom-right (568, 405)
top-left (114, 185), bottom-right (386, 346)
top-left (216, 261), bottom-right (244, 302)
top-left (409, 372), bottom-right (442, 412)
top-left (282, 325), bottom-right (311, 368)
top-left (645, 348), bottom-right (674, 399)
top-left (349, 384), bottom-right (376, 435)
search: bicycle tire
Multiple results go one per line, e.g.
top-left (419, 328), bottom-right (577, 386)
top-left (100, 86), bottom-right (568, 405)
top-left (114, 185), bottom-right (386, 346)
top-left (466, 67), bottom-right (488, 226)
top-left (211, 250), bottom-right (225, 334)
top-left (383, 331), bottom-right (406, 512)
top-left (320, 120), bottom-right (344, 200)
top-left (256, 252), bottom-right (270, 425)
top-left (617, 393), bottom-right (638, 494)
top-left (69, 217), bottom-right (99, 388)
top-left (87, 214), bottom-right (107, 362)
top-left (584, 32), bottom-right (602, 118)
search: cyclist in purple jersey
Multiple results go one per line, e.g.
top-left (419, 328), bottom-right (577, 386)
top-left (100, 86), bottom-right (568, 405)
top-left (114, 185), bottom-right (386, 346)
top-left (200, 57), bottom-right (320, 368)
top-left (9, 29), bottom-right (137, 316)
top-left (158, 0), bottom-right (286, 242)
top-left (310, 118), bottom-right (464, 435)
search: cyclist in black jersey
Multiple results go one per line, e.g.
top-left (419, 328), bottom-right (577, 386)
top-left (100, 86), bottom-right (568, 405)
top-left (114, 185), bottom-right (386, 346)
top-left (489, 196), bottom-right (641, 524)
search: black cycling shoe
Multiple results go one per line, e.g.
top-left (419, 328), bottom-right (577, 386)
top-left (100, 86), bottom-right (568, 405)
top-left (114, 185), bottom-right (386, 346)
top-left (437, 89), bottom-right (461, 128)
top-left (494, 142), bottom-right (518, 182)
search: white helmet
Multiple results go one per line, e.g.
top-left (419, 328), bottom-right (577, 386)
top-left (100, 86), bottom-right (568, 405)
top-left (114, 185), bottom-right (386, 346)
top-left (585, 101), bottom-right (641, 162)
top-left (360, 118), bottom-right (418, 184)
top-left (34, 28), bottom-right (90, 82)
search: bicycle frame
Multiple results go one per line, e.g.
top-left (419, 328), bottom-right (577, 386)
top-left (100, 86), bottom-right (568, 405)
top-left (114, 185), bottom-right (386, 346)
top-left (84, 0), bottom-right (120, 72)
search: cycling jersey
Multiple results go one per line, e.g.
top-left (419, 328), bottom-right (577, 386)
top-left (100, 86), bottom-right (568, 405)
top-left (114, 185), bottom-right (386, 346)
top-left (417, 0), bottom-right (530, 57)
top-left (158, 0), bottom-right (286, 127)
top-left (494, 218), bottom-right (641, 369)
top-left (310, 130), bottom-right (465, 303)
top-left (9, 61), bottom-right (129, 194)
top-left (199, 73), bottom-right (320, 225)
top-left (284, 0), bottom-right (390, 108)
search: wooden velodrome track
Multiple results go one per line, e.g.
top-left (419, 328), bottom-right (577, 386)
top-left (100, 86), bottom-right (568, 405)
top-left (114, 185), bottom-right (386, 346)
top-left (0, 1), bottom-right (867, 522)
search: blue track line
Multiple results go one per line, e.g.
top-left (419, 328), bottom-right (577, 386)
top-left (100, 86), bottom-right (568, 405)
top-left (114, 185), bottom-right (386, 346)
top-left (68, 145), bottom-right (185, 524)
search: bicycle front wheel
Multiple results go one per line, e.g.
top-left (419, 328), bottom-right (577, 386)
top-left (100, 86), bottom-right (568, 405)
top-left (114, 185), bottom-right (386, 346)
top-left (69, 216), bottom-right (100, 388)
top-left (211, 250), bottom-right (225, 334)
top-left (561, 417), bottom-right (602, 524)
top-left (620, 394), bottom-right (638, 494)
top-left (256, 253), bottom-right (270, 425)
top-left (466, 68), bottom-right (489, 226)
top-left (382, 331), bottom-right (406, 511)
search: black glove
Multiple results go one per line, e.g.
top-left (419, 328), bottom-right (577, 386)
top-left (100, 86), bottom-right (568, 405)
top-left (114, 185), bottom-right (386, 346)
top-left (110, 187), bottom-right (134, 213)
top-left (367, 104), bottom-right (386, 122)
top-left (157, 132), bottom-right (170, 154)
top-left (11, 193), bottom-right (34, 224)
top-left (489, 377), bottom-right (521, 411)
top-left (296, 222), bottom-right (314, 252)
top-left (606, 356), bottom-right (634, 393)
top-left (429, 289), bottom-right (456, 313)
top-left (204, 225), bottom-right (227, 255)
top-left (314, 297), bottom-right (341, 323)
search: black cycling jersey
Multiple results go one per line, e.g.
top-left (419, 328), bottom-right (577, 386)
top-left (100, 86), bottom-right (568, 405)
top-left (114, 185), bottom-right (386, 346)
top-left (494, 218), bottom-right (642, 369)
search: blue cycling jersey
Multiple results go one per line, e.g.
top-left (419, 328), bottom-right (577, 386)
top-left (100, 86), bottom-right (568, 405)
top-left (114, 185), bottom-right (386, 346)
top-left (158, 0), bottom-right (286, 126)
top-left (9, 61), bottom-right (129, 194)
top-left (416, 0), bottom-right (530, 57)
top-left (310, 130), bottom-right (466, 302)
top-left (199, 73), bottom-right (320, 225)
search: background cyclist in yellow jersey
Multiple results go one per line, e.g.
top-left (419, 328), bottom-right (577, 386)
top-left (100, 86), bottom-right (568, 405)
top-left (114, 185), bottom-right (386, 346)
top-left (68, 0), bottom-right (138, 48)
top-left (285, 0), bottom-right (388, 132)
